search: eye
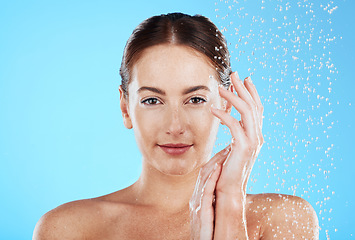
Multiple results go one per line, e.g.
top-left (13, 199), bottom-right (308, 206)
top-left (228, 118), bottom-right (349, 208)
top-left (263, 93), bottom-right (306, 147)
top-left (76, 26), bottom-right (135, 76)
top-left (188, 97), bottom-right (207, 105)
top-left (141, 98), bottom-right (162, 105)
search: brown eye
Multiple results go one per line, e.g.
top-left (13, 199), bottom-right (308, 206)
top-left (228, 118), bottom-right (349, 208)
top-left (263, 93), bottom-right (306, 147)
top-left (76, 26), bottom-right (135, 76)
top-left (189, 97), bottom-right (206, 104)
top-left (141, 98), bottom-right (161, 105)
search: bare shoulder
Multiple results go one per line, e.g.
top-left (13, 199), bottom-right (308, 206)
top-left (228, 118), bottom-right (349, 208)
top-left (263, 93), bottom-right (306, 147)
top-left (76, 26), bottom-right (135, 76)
top-left (246, 193), bottom-right (319, 239)
top-left (33, 199), bottom-right (100, 239)
top-left (33, 193), bottom-right (130, 240)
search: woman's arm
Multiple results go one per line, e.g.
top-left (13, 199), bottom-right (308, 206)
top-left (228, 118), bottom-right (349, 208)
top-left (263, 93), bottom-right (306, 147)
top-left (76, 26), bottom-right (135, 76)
top-left (190, 71), bottom-right (264, 239)
top-left (212, 72), bottom-right (264, 239)
top-left (190, 72), bottom-right (319, 239)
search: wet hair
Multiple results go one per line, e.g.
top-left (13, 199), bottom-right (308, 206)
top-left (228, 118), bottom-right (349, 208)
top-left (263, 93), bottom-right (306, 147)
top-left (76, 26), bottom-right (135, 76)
top-left (119, 12), bottom-right (232, 99)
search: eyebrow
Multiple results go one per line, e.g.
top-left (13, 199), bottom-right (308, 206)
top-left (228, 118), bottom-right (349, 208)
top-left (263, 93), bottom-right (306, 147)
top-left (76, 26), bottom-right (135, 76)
top-left (137, 85), bottom-right (211, 95)
top-left (137, 86), bottom-right (166, 95)
top-left (183, 85), bottom-right (211, 95)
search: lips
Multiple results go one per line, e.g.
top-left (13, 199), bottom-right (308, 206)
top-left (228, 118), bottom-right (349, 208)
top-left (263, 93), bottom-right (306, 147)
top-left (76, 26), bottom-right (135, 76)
top-left (158, 143), bottom-right (193, 155)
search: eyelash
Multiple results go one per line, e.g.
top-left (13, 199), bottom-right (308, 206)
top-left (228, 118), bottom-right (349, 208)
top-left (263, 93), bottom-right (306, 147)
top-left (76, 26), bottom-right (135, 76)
top-left (141, 97), bottom-right (207, 106)
top-left (188, 97), bottom-right (207, 104)
top-left (141, 98), bottom-right (161, 105)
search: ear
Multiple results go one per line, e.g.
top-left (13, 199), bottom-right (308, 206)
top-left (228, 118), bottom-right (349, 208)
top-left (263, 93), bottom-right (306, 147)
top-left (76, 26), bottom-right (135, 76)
top-left (119, 85), bottom-right (133, 129)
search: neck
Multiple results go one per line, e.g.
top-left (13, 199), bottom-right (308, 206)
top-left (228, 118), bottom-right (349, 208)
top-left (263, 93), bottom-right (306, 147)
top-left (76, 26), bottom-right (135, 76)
top-left (131, 160), bottom-right (200, 213)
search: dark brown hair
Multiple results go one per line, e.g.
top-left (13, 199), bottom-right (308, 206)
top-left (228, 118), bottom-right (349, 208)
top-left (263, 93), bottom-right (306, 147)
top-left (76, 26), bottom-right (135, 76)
top-left (119, 12), bottom-right (231, 99)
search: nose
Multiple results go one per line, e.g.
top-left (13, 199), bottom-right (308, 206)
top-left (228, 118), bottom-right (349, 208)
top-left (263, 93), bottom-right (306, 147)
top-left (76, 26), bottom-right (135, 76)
top-left (166, 107), bottom-right (186, 135)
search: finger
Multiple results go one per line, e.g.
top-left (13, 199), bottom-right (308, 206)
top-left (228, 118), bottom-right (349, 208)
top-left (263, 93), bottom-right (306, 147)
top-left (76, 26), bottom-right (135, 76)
top-left (243, 77), bottom-right (264, 128)
top-left (231, 72), bottom-right (256, 108)
top-left (204, 145), bottom-right (231, 169)
top-left (200, 163), bottom-right (222, 212)
top-left (211, 107), bottom-right (248, 145)
top-left (225, 73), bottom-right (263, 145)
top-left (191, 146), bottom-right (231, 207)
top-left (230, 73), bottom-right (261, 143)
top-left (215, 88), bottom-right (256, 142)
top-left (197, 146), bottom-right (231, 194)
top-left (241, 78), bottom-right (263, 146)
top-left (190, 163), bottom-right (223, 239)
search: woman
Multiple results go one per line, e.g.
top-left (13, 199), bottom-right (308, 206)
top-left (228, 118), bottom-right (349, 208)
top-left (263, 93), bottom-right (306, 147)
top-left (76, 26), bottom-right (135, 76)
top-left (33, 13), bottom-right (319, 239)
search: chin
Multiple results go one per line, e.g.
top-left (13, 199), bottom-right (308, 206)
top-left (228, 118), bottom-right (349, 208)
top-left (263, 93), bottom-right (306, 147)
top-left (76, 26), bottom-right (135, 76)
top-left (158, 160), bottom-right (198, 176)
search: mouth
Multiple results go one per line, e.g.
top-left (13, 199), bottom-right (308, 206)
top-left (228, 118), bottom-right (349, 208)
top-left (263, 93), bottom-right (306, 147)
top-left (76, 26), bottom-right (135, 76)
top-left (158, 143), bottom-right (193, 156)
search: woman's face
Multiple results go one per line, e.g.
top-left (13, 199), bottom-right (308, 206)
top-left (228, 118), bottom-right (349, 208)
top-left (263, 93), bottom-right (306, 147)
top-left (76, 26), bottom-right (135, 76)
top-left (120, 44), bottom-right (228, 176)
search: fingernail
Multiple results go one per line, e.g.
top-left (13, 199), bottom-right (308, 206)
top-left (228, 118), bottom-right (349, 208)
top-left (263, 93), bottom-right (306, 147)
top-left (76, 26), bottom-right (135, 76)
top-left (218, 85), bottom-right (227, 91)
top-left (234, 71), bottom-right (240, 79)
top-left (246, 76), bottom-right (253, 84)
top-left (223, 147), bottom-right (231, 156)
top-left (218, 85), bottom-right (226, 91)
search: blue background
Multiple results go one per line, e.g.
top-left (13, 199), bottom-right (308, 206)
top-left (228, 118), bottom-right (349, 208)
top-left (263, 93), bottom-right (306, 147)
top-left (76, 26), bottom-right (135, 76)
top-left (0, 0), bottom-right (354, 239)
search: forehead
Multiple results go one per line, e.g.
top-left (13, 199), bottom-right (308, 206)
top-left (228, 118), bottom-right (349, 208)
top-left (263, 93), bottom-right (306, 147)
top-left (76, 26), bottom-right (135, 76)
top-left (131, 44), bottom-right (218, 90)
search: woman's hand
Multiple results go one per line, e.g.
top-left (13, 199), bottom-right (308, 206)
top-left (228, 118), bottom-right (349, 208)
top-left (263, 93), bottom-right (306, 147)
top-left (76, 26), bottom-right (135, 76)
top-left (189, 145), bottom-right (231, 239)
top-left (189, 72), bottom-right (264, 240)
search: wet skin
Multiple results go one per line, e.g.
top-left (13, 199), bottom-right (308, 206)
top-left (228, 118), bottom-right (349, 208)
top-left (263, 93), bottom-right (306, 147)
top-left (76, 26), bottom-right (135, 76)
top-left (33, 45), bottom-right (319, 240)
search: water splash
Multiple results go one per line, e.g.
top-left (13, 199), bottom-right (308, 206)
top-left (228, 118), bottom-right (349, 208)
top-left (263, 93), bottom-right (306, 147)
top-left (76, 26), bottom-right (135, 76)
top-left (213, 0), bottom-right (339, 238)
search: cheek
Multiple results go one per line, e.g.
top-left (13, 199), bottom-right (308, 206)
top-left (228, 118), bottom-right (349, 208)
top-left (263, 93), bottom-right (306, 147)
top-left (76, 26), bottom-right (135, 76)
top-left (131, 107), bottom-right (162, 141)
top-left (187, 107), bottom-right (220, 138)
